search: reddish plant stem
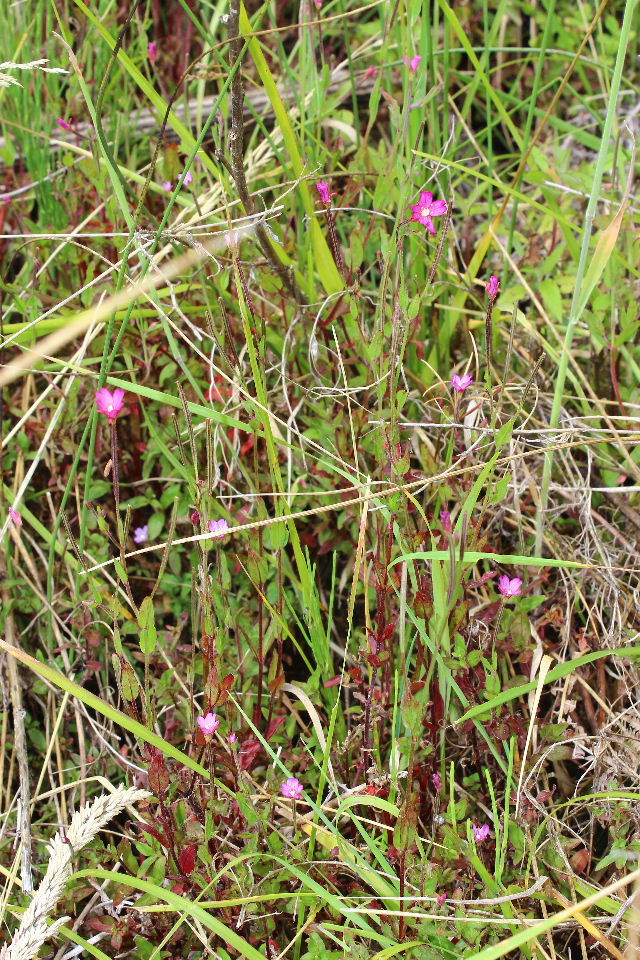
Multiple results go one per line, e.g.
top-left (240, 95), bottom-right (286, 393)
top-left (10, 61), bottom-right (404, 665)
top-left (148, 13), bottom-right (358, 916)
top-left (255, 527), bottom-right (265, 727)
top-left (110, 420), bottom-right (120, 510)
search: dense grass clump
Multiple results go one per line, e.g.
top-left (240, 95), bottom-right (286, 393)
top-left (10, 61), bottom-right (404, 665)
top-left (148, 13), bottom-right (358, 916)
top-left (1, 1), bottom-right (640, 958)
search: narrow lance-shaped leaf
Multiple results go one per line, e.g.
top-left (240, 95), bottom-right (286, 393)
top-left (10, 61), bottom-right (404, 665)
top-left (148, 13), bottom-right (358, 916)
top-left (138, 595), bottom-right (157, 656)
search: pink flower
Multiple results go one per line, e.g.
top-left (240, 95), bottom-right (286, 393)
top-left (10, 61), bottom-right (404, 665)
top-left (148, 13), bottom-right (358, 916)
top-left (316, 180), bottom-right (332, 204)
top-left (281, 777), bottom-right (303, 800)
top-left (209, 518), bottom-right (229, 537)
top-left (473, 823), bottom-right (491, 843)
top-left (148, 41), bottom-right (158, 63)
top-left (432, 772), bottom-right (442, 790)
top-left (56, 118), bottom-right (73, 131)
top-left (436, 892), bottom-right (447, 906)
top-left (451, 372), bottom-right (473, 392)
top-left (184, 169), bottom-right (193, 186)
top-left (440, 510), bottom-right (452, 533)
top-left (498, 575), bottom-right (523, 598)
top-left (487, 275), bottom-right (500, 299)
top-left (133, 525), bottom-right (149, 544)
top-left (9, 507), bottom-right (22, 527)
top-left (162, 181), bottom-right (172, 192)
top-left (402, 55), bottom-right (422, 73)
top-left (409, 190), bottom-right (447, 234)
top-left (95, 387), bottom-right (126, 421)
top-left (313, 0), bottom-right (323, 6)
top-left (365, 66), bottom-right (379, 79)
top-left (197, 712), bottom-right (220, 736)
top-left (229, 732), bottom-right (237, 744)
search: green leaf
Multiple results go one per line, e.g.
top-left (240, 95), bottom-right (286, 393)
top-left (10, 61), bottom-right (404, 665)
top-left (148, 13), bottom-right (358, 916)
top-left (576, 201), bottom-right (627, 319)
top-left (390, 550), bottom-right (594, 571)
top-left (138, 596), bottom-right (158, 656)
top-left (148, 512), bottom-right (164, 541)
top-left (495, 420), bottom-right (514, 451)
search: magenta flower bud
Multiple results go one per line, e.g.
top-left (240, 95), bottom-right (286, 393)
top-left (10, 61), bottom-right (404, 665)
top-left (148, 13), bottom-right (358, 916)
top-left (191, 510), bottom-right (200, 525)
top-left (316, 180), bottom-right (331, 204)
top-left (402, 55), bottom-right (422, 74)
top-left (148, 41), bottom-right (158, 63)
top-left (487, 275), bottom-right (500, 299)
top-left (56, 118), bottom-right (72, 131)
top-left (229, 732), bottom-right (237, 744)
top-left (431, 772), bottom-right (442, 791)
top-left (439, 510), bottom-right (452, 533)
top-left (9, 507), bottom-right (22, 527)
top-left (281, 777), bottom-right (303, 800)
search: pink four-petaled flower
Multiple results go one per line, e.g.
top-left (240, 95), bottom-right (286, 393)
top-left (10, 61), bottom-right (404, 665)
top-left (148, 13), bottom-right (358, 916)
top-left (209, 518), bottom-right (229, 537)
top-left (133, 525), bottom-right (149, 544)
top-left (409, 190), bottom-right (447, 234)
top-left (197, 712), bottom-right (220, 736)
top-left (95, 387), bottom-right (126, 421)
top-left (402, 55), bottom-right (422, 73)
top-left (451, 372), bottom-right (473, 393)
top-left (498, 575), bottom-right (523, 598)
top-left (281, 777), bottom-right (303, 800)
top-left (473, 823), bottom-right (490, 843)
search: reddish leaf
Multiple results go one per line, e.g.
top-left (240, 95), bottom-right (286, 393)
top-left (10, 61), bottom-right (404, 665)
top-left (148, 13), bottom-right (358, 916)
top-left (178, 843), bottom-right (197, 875)
top-left (239, 739), bottom-right (262, 770)
top-left (216, 673), bottom-right (234, 705)
top-left (570, 847), bottom-right (590, 874)
top-left (139, 824), bottom-right (169, 848)
top-left (265, 716), bottom-right (286, 740)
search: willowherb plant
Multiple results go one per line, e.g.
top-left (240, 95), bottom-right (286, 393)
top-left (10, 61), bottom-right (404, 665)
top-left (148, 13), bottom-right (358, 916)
top-left (2, 786), bottom-right (149, 960)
